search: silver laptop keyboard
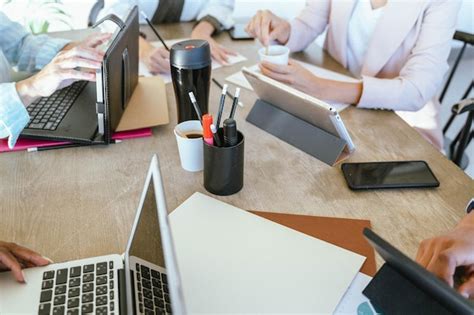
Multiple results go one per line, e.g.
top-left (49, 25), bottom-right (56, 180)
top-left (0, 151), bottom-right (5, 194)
top-left (38, 261), bottom-right (115, 315)
top-left (135, 263), bottom-right (172, 314)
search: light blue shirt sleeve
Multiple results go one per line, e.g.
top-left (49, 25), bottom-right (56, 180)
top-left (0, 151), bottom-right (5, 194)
top-left (0, 82), bottom-right (30, 149)
top-left (0, 11), bottom-right (70, 72)
top-left (0, 11), bottom-right (70, 149)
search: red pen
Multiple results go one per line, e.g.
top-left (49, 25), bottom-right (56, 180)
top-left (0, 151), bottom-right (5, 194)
top-left (202, 114), bottom-right (214, 145)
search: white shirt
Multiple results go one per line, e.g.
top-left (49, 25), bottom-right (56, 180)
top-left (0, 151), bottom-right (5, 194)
top-left (347, 0), bottom-right (385, 78)
top-left (101, 0), bottom-right (235, 30)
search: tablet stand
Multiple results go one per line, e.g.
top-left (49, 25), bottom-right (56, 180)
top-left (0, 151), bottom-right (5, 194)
top-left (246, 99), bottom-right (349, 166)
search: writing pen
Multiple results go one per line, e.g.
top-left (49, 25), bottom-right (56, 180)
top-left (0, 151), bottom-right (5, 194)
top-left (212, 78), bottom-right (243, 107)
top-left (229, 88), bottom-right (240, 119)
top-left (210, 124), bottom-right (222, 147)
top-left (216, 84), bottom-right (228, 129)
top-left (188, 92), bottom-right (203, 123)
top-left (140, 11), bottom-right (169, 51)
top-left (27, 140), bottom-right (123, 152)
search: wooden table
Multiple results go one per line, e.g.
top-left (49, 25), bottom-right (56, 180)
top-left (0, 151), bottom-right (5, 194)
top-left (0, 23), bottom-right (472, 268)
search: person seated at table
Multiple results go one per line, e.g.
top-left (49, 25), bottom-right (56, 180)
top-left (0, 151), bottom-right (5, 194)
top-left (0, 241), bottom-right (52, 283)
top-left (0, 11), bottom-right (110, 149)
top-left (100, 0), bottom-right (237, 74)
top-left (245, 0), bottom-right (461, 150)
top-left (416, 199), bottom-right (474, 299)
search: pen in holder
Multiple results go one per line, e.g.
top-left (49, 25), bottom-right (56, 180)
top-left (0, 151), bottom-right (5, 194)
top-left (203, 129), bottom-right (244, 196)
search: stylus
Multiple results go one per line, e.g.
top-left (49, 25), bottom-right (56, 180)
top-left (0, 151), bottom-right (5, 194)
top-left (216, 84), bottom-right (228, 129)
top-left (229, 88), bottom-right (241, 119)
top-left (212, 78), bottom-right (243, 107)
top-left (140, 11), bottom-right (169, 51)
top-left (188, 92), bottom-right (203, 123)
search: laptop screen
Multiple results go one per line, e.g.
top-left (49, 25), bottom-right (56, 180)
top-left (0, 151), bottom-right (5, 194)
top-left (124, 155), bottom-right (186, 314)
top-left (128, 177), bottom-right (165, 268)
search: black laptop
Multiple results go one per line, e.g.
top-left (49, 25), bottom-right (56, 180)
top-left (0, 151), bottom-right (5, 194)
top-left (20, 7), bottom-right (139, 145)
top-left (363, 228), bottom-right (474, 315)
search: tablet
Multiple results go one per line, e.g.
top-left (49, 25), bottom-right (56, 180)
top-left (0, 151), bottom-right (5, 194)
top-left (363, 229), bottom-right (474, 314)
top-left (242, 67), bottom-right (355, 152)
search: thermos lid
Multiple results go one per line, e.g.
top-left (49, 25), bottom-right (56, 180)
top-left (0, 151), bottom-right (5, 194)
top-left (170, 39), bottom-right (211, 69)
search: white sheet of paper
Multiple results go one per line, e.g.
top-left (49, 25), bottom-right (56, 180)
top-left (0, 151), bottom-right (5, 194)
top-left (139, 39), bottom-right (247, 83)
top-left (169, 192), bottom-right (366, 313)
top-left (335, 272), bottom-right (379, 315)
top-left (226, 62), bottom-right (360, 111)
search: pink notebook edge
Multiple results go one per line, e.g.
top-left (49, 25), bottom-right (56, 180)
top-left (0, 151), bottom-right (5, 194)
top-left (0, 128), bottom-right (152, 153)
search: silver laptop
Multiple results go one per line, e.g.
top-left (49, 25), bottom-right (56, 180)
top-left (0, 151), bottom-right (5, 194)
top-left (0, 155), bottom-right (186, 315)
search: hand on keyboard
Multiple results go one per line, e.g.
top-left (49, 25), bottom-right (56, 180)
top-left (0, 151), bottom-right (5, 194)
top-left (0, 241), bottom-right (52, 283)
top-left (15, 33), bottom-right (111, 106)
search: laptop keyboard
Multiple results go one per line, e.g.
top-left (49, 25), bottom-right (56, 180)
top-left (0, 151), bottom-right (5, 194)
top-left (38, 261), bottom-right (115, 315)
top-left (26, 81), bottom-right (87, 131)
top-left (135, 263), bottom-right (172, 314)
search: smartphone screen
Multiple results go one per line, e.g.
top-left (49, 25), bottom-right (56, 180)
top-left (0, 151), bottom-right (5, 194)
top-left (341, 161), bottom-right (440, 190)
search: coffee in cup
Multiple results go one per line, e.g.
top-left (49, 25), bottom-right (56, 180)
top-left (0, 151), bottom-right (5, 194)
top-left (174, 120), bottom-right (204, 172)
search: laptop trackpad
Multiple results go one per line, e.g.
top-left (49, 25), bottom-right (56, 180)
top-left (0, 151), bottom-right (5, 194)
top-left (0, 267), bottom-right (43, 313)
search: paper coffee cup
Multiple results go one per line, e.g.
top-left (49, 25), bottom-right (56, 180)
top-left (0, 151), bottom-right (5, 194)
top-left (174, 120), bottom-right (203, 172)
top-left (258, 45), bottom-right (290, 65)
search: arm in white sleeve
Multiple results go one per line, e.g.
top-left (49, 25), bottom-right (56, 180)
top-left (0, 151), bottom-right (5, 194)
top-left (357, 0), bottom-right (461, 111)
top-left (0, 83), bottom-right (29, 149)
top-left (285, 0), bottom-right (331, 52)
top-left (197, 0), bottom-right (235, 32)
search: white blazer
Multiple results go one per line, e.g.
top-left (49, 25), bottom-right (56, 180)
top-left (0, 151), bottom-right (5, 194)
top-left (286, 0), bottom-right (461, 150)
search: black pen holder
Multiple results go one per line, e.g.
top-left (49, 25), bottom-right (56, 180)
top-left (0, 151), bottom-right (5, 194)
top-left (203, 130), bottom-right (244, 196)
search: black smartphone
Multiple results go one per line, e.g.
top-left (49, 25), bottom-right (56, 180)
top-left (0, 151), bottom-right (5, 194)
top-left (228, 24), bottom-right (253, 40)
top-left (341, 161), bottom-right (440, 190)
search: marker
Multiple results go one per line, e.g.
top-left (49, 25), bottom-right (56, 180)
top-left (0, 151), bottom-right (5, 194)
top-left (140, 11), bottom-right (169, 51)
top-left (229, 88), bottom-right (240, 119)
top-left (223, 118), bottom-right (238, 147)
top-left (216, 84), bottom-right (227, 129)
top-left (202, 114), bottom-right (214, 145)
top-left (188, 92), bottom-right (202, 123)
top-left (210, 124), bottom-right (222, 147)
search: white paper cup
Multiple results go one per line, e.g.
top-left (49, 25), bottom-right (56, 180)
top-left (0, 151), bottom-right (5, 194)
top-left (174, 120), bottom-right (203, 172)
top-left (258, 45), bottom-right (290, 65)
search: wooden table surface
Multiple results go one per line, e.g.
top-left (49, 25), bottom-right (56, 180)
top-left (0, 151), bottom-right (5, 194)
top-left (0, 23), bottom-right (472, 268)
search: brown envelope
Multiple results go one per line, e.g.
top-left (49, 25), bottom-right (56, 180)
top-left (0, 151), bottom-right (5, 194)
top-left (116, 76), bottom-right (170, 132)
top-left (249, 211), bottom-right (376, 276)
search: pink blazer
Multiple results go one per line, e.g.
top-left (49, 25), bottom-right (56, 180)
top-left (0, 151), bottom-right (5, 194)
top-left (286, 0), bottom-right (461, 150)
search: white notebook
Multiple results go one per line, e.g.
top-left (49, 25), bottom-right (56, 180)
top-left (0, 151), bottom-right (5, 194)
top-left (169, 192), bottom-right (365, 313)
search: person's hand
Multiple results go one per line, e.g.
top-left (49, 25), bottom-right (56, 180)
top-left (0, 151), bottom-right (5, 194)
top-left (245, 10), bottom-right (291, 46)
top-left (191, 21), bottom-right (237, 65)
top-left (416, 213), bottom-right (474, 298)
top-left (16, 33), bottom-right (111, 106)
top-left (207, 36), bottom-right (237, 66)
top-left (0, 241), bottom-right (51, 283)
top-left (141, 46), bottom-right (170, 75)
top-left (259, 59), bottom-right (320, 96)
